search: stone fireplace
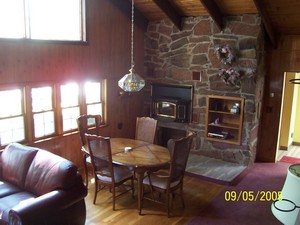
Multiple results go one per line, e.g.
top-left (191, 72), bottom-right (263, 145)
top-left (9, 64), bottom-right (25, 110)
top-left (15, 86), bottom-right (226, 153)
top-left (142, 15), bottom-right (265, 166)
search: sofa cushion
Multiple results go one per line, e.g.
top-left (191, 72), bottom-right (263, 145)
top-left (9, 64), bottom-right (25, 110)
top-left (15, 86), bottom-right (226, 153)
top-left (24, 150), bottom-right (78, 196)
top-left (1, 143), bottom-right (38, 188)
top-left (0, 181), bottom-right (22, 198)
top-left (0, 191), bottom-right (36, 222)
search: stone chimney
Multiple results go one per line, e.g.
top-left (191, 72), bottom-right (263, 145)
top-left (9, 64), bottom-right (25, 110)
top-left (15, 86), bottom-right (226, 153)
top-left (142, 15), bottom-right (265, 166)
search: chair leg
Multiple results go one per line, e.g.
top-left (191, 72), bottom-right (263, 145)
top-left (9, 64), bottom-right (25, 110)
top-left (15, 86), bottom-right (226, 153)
top-left (180, 184), bottom-right (185, 208)
top-left (83, 154), bottom-right (89, 188)
top-left (140, 180), bottom-right (144, 215)
top-left (147, 177), bottom-right (155, 200)
top-left (131, 177), bottom-right (135, 198)
top-left (112, 186), bottom-right (116, 211)
top-left (167, 191), bottom-right (170, 218)
top-left (93, 180), bottom-right (98, 204)
top-left (171, 193), bottom-right (175, 209)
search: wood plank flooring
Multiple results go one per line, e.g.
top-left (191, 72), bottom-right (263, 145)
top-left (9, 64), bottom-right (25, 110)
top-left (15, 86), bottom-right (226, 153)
top-left (84, 175), bottom-right (224, 225)
top-left (83, 145), bottom-right (299, 224)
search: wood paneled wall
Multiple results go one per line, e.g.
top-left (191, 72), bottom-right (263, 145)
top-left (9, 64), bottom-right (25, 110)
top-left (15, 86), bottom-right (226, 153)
top-left (256, 35), bottom-right (300, 162)
top-left (0, 0), bottom-right (146, 168)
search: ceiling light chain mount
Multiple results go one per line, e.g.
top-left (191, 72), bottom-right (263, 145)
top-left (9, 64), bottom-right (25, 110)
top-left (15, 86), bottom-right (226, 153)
top-left (118, 0), bottom-right (145, 93)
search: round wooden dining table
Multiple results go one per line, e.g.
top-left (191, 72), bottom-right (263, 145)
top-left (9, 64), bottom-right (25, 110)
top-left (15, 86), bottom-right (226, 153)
top-left (111, 138), bottom-right (170, 214)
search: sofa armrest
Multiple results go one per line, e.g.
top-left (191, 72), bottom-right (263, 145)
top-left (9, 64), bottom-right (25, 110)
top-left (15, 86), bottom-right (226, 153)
top-left (8, 186), bottom-right (87, 225)
top-left (0, 150), bottom-right (3, 180)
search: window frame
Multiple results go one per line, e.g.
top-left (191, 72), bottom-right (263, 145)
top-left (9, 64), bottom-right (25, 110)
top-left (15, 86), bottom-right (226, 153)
top-left (0, 0), bottom-right (87, 43)
top-left (83, 81), bottom-right (104, 116)
top-left (26, 83), bottom-right (57, 141)
top-left (60, 82), bottom-right (81, 133)
top-left (0, 85), bottom-right (26, 145)
top-left (0, 80), bottom-right (105, 147)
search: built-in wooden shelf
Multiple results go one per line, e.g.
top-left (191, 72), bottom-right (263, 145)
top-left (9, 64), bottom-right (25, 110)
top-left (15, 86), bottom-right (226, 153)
top-left (205, 95), bottom-right (244, 145)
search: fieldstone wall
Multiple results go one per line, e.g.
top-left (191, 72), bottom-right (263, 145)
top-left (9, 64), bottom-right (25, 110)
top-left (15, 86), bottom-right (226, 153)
top-left (142, 15), bottom-right (265, 166)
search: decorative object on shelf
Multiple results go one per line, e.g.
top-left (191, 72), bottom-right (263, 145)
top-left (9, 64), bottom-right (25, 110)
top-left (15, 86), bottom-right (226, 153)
top-left (218, 67), bottom-right (240, 86)
top-left (230, 103), bottom-right (240, 114)
top-left (214, 44), bottom-right (236, 65)
top-left (214, 117), bottom-right (220, 124)
top-left (207, 131), bottom-right (232, 140)
top-left (118, 0), bottom-right (145, 92)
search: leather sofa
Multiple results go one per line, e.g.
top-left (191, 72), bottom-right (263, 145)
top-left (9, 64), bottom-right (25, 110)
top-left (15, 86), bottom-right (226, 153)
top-left (0, 143), bottom-right (87, 225)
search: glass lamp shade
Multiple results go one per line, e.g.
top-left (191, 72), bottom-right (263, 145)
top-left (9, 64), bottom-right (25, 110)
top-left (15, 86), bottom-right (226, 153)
top-left (118, 68), bottom-right (145, 92)
top-left (272, 164), bottom-right (300, 225)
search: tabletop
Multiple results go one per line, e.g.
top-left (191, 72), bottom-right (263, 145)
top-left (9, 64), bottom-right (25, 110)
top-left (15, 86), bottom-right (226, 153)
top-left (111, 138), bottom-right (170, 169)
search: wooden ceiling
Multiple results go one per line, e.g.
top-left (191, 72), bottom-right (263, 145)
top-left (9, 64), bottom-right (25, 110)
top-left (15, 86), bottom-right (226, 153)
top-left (130, 0), bottom-right (300, 48)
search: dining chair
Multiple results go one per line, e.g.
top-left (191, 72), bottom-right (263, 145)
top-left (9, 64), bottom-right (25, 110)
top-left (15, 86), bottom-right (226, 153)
top-left (140, 131), bottom-right (195, 217)
top-left (135, 117), bottom-right (157, 144)
top-left (76, 114), bottom-right (102, 188)
top-left (85, 134), bottom-right (135, 210)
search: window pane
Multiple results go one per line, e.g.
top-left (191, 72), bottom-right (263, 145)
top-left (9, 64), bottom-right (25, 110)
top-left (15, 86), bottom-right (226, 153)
top-left (0, 0), bottom-right (25, 38)
top-left (87, 103), bottom-right (102, 116)
top-left (0, 89), bottom-right (22, 117)
top-left (85, 81), bottom-right (101, 104)
top-left (61, 83), bottom-right (79, 107)
top-left (0, 117), bottom-right (25, 145)
top-left (62, 107), bottom-right (80, 131)
top-left (34, 111), bottom-right (55, 138)
top-left (28, 0), bottom-right (83, 41)
top-left (31, 86), bottom-right (52, 112)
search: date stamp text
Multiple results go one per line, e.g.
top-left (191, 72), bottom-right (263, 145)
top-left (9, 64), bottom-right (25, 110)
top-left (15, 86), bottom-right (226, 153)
top-left (224, 190), bottom-right (282, 202)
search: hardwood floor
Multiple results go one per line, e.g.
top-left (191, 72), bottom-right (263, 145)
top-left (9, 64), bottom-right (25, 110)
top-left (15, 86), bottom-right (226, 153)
top-left (277, 144), bottom-right (300, 160)
top-left (84, 175), bottom-right (224, 225)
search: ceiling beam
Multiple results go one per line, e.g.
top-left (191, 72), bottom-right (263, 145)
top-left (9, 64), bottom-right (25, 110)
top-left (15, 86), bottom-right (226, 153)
top-left (253, 0), bottom-right (277, 48)
top-left (109, 0), bottom-right (148, 31)
top-left (199, 0), bottom-right (223, 30)
top-left (152, 0), bottom-right (182, 30)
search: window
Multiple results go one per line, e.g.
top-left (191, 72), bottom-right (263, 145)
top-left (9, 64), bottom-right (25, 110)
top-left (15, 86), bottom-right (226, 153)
top-left (85, 81), bottom-right (103, 115)
top-left (0, 89), bottom-right (25, 145)
top-left (0, 0), bottom-right (86, 41)
top-left (60, 81), bottom-right (104, 132)
top-left (0, 80), bottom-right (105, 146)
top-left (61, 83), bottom-right (80, 132)
top-left (31, 86), bottom-right (55, 138)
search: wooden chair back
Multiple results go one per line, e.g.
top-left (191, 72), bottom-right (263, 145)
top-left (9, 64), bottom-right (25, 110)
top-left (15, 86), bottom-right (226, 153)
top-left (141, 131), bottom-right (195, 217)
top-left (168, 131), bottom-right (195, 185)
top-left (135, 117), bottom-right (157, 144)
top-left (85, 133), bottom-right (134, 209)
top-left (85, 134), bottom-right (114, 182)
top-left (76, 114), bottom-right (102, 147)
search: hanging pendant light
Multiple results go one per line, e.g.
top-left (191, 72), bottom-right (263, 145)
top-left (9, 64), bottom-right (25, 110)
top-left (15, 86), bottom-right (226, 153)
top-left (118, 0), bottom-right (145, 92)
top-left (289, 78), bottom-right (300, 84)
